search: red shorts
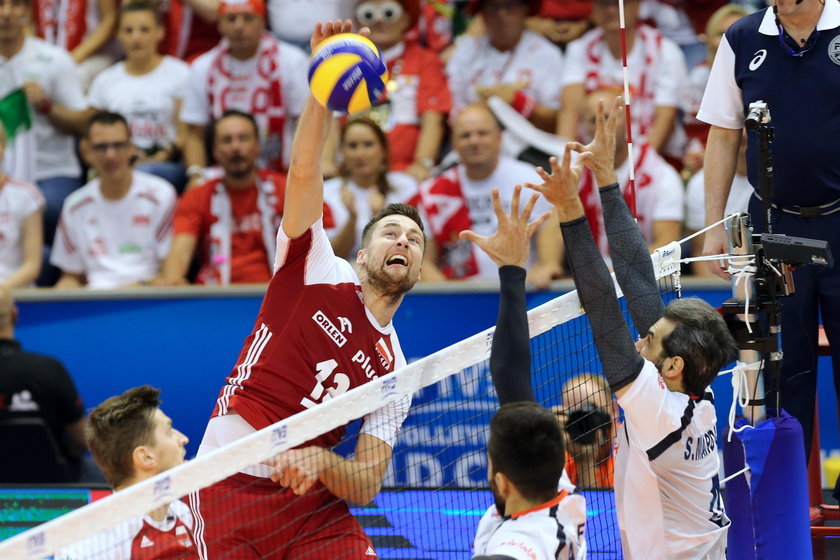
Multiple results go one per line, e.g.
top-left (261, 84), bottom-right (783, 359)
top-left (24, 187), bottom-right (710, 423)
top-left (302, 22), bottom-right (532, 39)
top-left (189, 473), bottom-right (377, 559)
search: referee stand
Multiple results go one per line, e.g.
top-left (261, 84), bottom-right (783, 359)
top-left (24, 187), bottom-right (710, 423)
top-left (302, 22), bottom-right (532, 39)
top-left (809, 326), bottom-right (840, 541)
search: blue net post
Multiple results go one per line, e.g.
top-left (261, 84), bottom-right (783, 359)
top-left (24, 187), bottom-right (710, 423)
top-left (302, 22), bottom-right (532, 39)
top-left (722, 411), bottom-right (813, 560)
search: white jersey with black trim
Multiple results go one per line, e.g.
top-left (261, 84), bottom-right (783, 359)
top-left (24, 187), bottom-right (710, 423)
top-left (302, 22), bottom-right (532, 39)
top-left (615, 360), bottom-right (728, 560)
top-left (56, 500), bottom-right (197, 560)
top-left (473, 487), bottom-right (586, 560)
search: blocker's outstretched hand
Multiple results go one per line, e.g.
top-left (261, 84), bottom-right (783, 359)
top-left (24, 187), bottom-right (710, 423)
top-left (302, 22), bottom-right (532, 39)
top-left (460, 185), bottom-right (551, 269)
top-left (523, 146), bottom-right (585, 223)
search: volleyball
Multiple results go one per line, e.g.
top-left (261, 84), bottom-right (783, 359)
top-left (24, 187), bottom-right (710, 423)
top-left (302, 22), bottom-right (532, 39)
top-left (308, 33), bottom-right (389, 115)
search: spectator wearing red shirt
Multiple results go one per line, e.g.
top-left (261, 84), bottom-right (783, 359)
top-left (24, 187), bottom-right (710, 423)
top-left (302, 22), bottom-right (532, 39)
top-left (155, 110), bottom-right (332, 285)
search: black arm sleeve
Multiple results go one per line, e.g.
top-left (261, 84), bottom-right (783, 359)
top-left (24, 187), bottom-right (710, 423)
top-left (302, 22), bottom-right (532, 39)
top-left (489, 265), bottom-right (535, 405)
top-left (561, 216), bottom-right (645, 392)
top-left (599, 183), bottom-right (665, 335)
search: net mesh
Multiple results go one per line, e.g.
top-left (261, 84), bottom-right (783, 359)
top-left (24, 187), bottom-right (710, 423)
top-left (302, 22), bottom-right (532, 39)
top-left (1, 254), bottom-right (680, 560)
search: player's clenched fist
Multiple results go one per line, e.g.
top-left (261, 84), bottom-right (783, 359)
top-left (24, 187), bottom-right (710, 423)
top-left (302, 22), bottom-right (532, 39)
top-left (271, 447), bottom-right (330, 495)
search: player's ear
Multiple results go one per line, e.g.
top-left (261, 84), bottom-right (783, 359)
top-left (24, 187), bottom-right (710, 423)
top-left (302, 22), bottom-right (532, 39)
top-left (132, 445), bottom-right (156, 472)
top-left (356, 247), bottom-right (366, 266)
top-left (494, 471), bottom-right (513, 498)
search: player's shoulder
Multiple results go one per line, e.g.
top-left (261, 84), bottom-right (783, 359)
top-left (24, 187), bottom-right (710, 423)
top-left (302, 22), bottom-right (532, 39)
top-left (189, 47), bottom-right (217, 74)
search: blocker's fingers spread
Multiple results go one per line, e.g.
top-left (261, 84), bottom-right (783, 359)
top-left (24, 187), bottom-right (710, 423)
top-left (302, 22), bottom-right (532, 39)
top-left (491, 188), bottom-right (506, 221)
top-left (510, 184), bottom-right (521, 219)
top-left (522, 191), bottom-right (540, 222)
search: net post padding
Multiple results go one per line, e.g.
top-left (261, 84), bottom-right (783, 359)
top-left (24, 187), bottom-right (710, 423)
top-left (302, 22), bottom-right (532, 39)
top-left (0, 250), bottom-right (680, 559)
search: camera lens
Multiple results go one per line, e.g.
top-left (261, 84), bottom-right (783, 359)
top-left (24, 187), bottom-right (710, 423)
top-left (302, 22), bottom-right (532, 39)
top-left (565, 402), bottom-right (611, 445)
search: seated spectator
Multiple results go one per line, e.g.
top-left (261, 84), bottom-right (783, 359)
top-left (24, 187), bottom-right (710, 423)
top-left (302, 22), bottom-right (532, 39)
top-left (160, 0), bottom-right (222, 61)
top-left (684, 130), bottom-right (752, 276)
top-left (555, 373), bottom-right (618, 490)
top-left (156, 110), bottom-right (302, 285)
top-left (681, 4), bottom-right (748, 179)
top-left (29, 0), bottom-right (119, 89)
top-left (180, 0), bottom-right (309, 185)
top-left (577, 91), bottom-right (683, 265)
top-left (0, 285), bottom-right (93, 482)
top-left (51, 112), bottom-right (177, 289)
top-left (87, 1), bottom-right (191, 192)
top-left (353, 0), bottom-right (451, 181)
top-left (266, 0), bottom-right (354, 52)
top-left (447, 0), bottom-right (563, 132)
top-left (527, 0), bottom-right (592, 48)
top-left (0, 127), bottom-right (44, 288)
top-left (0, 0), bottom-right (89, 273)
top-left (557, 0), bottom-right (687, 162)
top-left (323, 117), bottom-right (420, 261)
top-left (419, 102), bottom-right (561, 286)
top-left (56, 386), bottom-right (195, 559)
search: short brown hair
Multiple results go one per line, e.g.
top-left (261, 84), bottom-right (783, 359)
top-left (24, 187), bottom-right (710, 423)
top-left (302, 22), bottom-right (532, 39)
top-left (119, 0), bottom-right (162, 25)
top-left (86, 386), bottom-right (161, 488)
top-left (360, 203), bottom-right (426, 249)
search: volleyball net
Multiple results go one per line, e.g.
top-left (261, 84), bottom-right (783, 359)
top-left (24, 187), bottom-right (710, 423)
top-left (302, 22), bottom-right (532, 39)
top-left (1, 248), bottom-right (682, 560)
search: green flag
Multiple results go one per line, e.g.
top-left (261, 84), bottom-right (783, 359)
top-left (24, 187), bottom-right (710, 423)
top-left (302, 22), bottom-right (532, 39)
top-left (0, 88), bottom-right (33, 141)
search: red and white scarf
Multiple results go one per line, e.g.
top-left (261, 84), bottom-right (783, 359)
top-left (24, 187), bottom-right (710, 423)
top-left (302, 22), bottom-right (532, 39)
top-left (419, 166), bottom-right (479, 279)
top-left (33, 0), bottom-right (87, 51)
top-left (206, 33), bottom-right (287, 172)
top-left (200, 171), bottom-right (279, 285)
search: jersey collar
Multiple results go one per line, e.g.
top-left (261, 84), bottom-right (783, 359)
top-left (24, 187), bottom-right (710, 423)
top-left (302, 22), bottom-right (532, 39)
top-left (759, 1), bottom-right (840, 36)
top-left (509, 490), bottom-right (569, 519)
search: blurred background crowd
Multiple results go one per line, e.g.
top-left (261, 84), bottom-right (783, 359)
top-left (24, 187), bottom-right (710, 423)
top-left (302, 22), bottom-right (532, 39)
top-left (0, 0), bottom-right (773, 291)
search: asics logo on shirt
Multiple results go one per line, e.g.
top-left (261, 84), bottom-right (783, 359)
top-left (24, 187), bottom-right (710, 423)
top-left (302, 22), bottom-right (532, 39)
top-left (749, 49), bottom-right (768, 71)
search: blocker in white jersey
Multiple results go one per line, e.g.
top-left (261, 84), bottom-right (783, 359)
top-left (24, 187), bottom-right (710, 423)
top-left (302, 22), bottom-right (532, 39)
top-left (56, 499), bottom-right (196, 560)
top-left (615, 361), bottom-right (728, 560)
top-left (50, 170), bottom-right (176, 289)
top-left (473, 489), bottom-right (587, 560)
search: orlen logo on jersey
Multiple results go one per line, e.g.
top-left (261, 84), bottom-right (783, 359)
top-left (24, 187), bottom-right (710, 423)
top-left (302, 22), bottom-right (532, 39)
top-left (312, 310), bottom-right (347, 347)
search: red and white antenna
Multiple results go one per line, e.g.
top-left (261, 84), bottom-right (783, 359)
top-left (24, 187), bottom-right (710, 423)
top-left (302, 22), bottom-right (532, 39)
top-left (617, 0), bottom-right (637, 218)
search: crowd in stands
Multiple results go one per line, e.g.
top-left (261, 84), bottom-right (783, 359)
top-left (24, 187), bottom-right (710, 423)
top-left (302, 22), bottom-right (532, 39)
top-left (0, 0), bottom-right (773, 289)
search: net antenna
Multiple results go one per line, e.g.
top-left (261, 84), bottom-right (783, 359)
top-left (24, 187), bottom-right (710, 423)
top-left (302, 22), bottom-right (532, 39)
top-left (0, 255), bottom-right (683, 559)
top-left (617, 0), bottom-right (637, 218)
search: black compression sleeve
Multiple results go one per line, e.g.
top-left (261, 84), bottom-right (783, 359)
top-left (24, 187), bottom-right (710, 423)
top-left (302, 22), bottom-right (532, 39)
top-left (561, 216), bottom-right (645, 392)
top-left (599, 183), bottom-right (664, 335)
top-left (489, 265), bottom-right (535, 405)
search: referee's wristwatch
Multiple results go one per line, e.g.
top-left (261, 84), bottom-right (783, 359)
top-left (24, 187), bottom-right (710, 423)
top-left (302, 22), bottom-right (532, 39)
top-left (416, 157), bottom-right (435, 170)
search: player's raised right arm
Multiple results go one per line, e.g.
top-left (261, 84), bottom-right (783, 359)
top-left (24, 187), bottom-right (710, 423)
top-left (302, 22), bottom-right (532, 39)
top-left (282, 21), bottom-right (353, 239)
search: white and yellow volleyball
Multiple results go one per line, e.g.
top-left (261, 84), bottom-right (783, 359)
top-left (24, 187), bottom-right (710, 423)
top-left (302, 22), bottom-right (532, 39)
top-left (308, 33), bottom-right (389, 114)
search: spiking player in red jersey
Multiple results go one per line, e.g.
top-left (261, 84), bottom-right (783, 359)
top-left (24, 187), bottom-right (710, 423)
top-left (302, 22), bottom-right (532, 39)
top-left (188, 20), bottom-right (427, 560)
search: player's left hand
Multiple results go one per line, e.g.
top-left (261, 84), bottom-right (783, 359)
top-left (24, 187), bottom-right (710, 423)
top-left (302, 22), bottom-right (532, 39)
top-left (271, 447), bottom-right (330, 495)
top-left (460, 185), bottom-right (551, 269)
top-left (523, 146), bottom-right (585, 223)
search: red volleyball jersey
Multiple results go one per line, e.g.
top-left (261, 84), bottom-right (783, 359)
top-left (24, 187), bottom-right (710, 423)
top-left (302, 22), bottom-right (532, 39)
top-left (211, 219), bottom-right (408, 448)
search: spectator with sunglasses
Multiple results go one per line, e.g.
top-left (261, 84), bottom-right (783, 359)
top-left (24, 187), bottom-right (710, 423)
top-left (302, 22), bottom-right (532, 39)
top-left (698, 0), bottom-right (840, 503)
top-left (446, 0), bottom-right (564, 132)
top-left (50, 112), bottom-right (176, 289)
top-left (350, 0), bottom-right (452, 182)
